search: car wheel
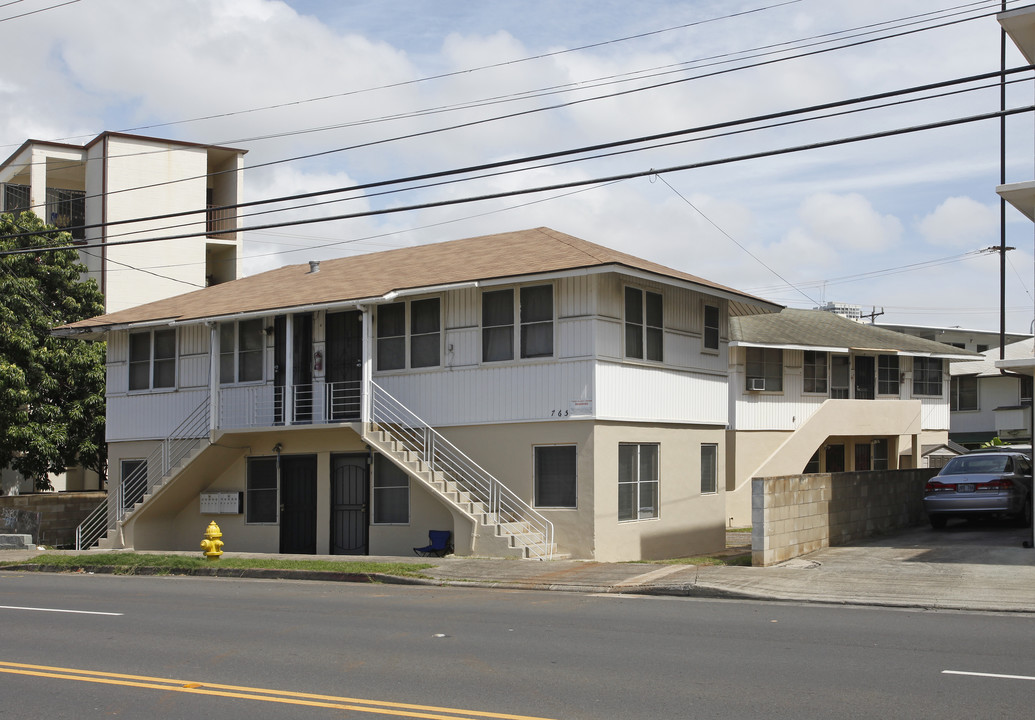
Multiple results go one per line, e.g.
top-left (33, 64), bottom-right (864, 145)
top-left (929, 515), bottom-right (947, 530)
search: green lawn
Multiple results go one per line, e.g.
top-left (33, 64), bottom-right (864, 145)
top-left (0, 553), bottom-right (434, 576)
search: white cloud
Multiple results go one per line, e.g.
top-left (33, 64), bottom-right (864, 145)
top-left (917, 196), bottom-right (999, 248)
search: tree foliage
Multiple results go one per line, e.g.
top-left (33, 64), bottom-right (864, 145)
top-left (0, 211), bottom-right (106, 490)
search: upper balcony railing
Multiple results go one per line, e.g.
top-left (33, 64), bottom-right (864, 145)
top-left (217, 381), bottom-right (361, 430)
top-left (206, 205), bottom-right (237, 240)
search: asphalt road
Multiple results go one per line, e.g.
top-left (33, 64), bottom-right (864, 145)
top-left (1, 572), bottom-right (1033, 719)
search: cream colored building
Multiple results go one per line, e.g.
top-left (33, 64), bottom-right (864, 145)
top-left (0, 131), bottom-right (246, 314)
top-left (725, 309), bottom-right (977, 526)
top-left (57, 227), bottom-right (781, 561)
top-left (0, 132), bottom-right (246, 494)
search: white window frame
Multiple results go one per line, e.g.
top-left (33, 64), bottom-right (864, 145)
top-left (624, 286), bottom-right (664, 362)
top-left (219, 319), bottom-right (265, 385)
top-left (803, 350), bottom-right (828, 394)
top-left (746, 347), bottom-right (783, 392)
top-left (128, 328), bottom-right (177, 392)
top-left (912, 357), bottom-right (944, 397)
top-left (481, 284), bottom-right (555, 364)
top-left (376, 298), bottom-right (441, 372)
top-left (618, 443), bottom-right (660, 522)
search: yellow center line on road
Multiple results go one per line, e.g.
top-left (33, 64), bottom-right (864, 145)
top-left (0, 661), bottom-right (558, 720)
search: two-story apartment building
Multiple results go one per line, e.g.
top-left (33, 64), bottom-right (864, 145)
top-left (57, 227), bottom-right (782, 561)
top-left (724, 309), bottom-right (977, 526)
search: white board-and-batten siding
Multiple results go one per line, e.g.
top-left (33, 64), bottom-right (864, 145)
top-left (104, 270), bottom-right (736, 438)
top-left (729, 349), bottom-right (951, 432)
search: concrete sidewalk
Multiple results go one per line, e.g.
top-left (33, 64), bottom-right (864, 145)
top-left (2, 525), bottom-right (1033, 614)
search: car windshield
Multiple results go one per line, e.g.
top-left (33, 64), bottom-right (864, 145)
top-left (941, 455), bottom-right (1011, 475)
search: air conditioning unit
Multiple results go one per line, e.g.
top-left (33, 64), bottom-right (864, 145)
top-left (749, 378), bottom-right (766, 391)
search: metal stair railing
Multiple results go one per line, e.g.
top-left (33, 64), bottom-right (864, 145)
top-left (75, 397), bottom-right (211, 551)
top-left (367, 381), bottom-right (554, 559)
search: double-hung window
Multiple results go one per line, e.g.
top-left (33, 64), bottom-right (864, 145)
top-left (520, 285), bottom-right (553, 358)
top-left (912, 357), bottom-right (943, 396)
top-left (246, 457), bottom-right (278, 524)
top-left (625, 287), bottom-right (663, 361)
top-left (951, 375), bottom-right (978, 411)
top-left (373, 455), bottom-right (409, 523)
top-left (803, 351), bottom-right (827, 394)
top-left (129, 328), bottom-right (176, 390)
top-left (482, 285), bottom-right (554, 362)
top-left (703, 304), bottom-right (720, 351)
top-left (410, 298), bottom-right (441, 368)
top-left (618, 443), bottom-right (659, 521)
top-left (219, 319), bottom-right (263, 384)
top-left (878, 355), bottom-right (900, 395)
top-left (534, 445), bottom-right (576, 508)
top-left (700, 444), bottom-right (717, 494)
top-left (376, 299), bottom-right (441, 371)
top-left (746, 347), bottom-right (783, 392)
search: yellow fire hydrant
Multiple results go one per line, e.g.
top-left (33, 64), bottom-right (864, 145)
top-left (200, 521), bottom-right (224, 561)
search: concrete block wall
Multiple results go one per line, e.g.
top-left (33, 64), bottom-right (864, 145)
top-left (0, 492), bottom-right (106, 548)
top-left (751, 469), bottom-right (937, 567)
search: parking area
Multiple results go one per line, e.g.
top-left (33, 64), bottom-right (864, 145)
top-left (818, 519), bottom-right (1035, 568)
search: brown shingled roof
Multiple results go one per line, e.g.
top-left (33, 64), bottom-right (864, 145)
top-left (59, 227), bottom-right (778, 332)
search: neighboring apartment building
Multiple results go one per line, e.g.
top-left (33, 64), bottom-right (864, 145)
top-left (875, 322), bottom-right (1030, 355)
top-left (0, 132), bottom-right (246, 495)
top-left (724, 309), bottom-right (977, 526)
top-left (949, 339), bottom-right (1034, 448)
top-left (0, 131), bottom-right (246, 314)
top-left (56, 227), bottom-right (781, 561)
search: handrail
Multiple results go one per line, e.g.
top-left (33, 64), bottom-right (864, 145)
top-left (75, 397), bottom-right (210, 551)
top-left (367, 381), bottom-right (553, 559)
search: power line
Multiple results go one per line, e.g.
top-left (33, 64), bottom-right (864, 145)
top-left (0, 0), bottom-right (78, 23)
top-left (0, 1), bottom-right (805, 149)
top-left (4, 102), bottom-right (1031, 259)
top-left (5, 64), bottom-right (1028, 248)
top-left (2, 0), bottom-right (1009, 216)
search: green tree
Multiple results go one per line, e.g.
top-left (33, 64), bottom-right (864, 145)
top-left (0, 211), bottom-right (106, 490)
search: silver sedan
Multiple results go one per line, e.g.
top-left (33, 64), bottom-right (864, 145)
top-left (923, 452), bottom-right (1033, 529)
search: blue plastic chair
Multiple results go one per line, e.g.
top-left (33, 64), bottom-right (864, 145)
top-left (414, 530), bottom-right (453, 557)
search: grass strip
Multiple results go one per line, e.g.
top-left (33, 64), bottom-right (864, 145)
top-left (0, 553), bottom-right (433, 576)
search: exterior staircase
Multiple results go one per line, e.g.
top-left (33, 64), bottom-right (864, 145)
top-left (366, 381), bottom-right (556, 560)
top-left (75, 399), bottom-right (211, 551)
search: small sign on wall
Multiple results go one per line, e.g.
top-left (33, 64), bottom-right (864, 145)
top-left (200, 492), bottom-right (243, 514)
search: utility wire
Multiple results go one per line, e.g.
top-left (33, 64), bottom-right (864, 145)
top-left (6, 64), bottom-right (1029, 246)
top-left (653, 174), bottom-right (819, 305)
top-left (4, 102), bottom-right (1031, 259)
top-left (2, 0), bottom-right (1009, 213)
top-left (0, 0), bottom-right (78, 23)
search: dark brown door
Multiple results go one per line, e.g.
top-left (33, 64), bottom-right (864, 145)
top-left (326, 311), bottom-right (363, 421)
top-left (279, 455), bottom-right (317, 554)
top-left (331, 454), bottom-right (368, 555)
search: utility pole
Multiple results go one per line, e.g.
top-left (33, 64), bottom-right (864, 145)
top-left (862, 307), bottom-right (884, 324)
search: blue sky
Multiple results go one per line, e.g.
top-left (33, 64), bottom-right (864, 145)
top-left (3, 0), bottom-right (1035, 332)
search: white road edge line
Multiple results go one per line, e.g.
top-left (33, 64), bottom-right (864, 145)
top-left (943, 670), bottom-right (1035, 682)
top-left (0, 606), bottom-right (123, 616)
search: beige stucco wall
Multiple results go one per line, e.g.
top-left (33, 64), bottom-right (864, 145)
top-left (436, 420), bottom-right (597, 558)
top-left (114, 428), bottom-right (463, 556)
top-left (591, 423), bottom-right (726, 562)
top-left (110, 417), bottom-right (730, 561)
